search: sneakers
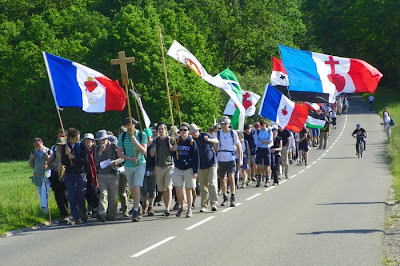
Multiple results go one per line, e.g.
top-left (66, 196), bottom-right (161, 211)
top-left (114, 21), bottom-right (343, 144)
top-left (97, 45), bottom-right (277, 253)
top-left (297, 162), bottom-right (303, 166)
top-left (230, 195), bottom-right (236, 207)
top-left (132, 210), bottom-right (140, 222)
top-left (96, 214), bottom-right (106, 222)
top-left (304, 160), bottom-right (308, 166)
top-left (264, 182), bottom-right (269, 187)
top-left (200, 207), bottom-right (207, 213)
top-left (221, 195), bottom-right (229, 206)
top-left (58, 217), bottom-right (69, 224)
top-left (142, 204), bottom-right (148, 214)
top-left (123, 211), bottom-right (129, 217)
top-left (173, 202), bottom-right (180, 211)
top-left (162, 210), bottom-right (170, 217)
top-left (147, 206), bottom-right (154, 216)
top-left (138, 205), bottom-right (143, 218)
top-left (176, 207), bottom-right (183, 217)
top-left (186, 209), bottom-right (193, 218)
top-left (211, 205), bottom-right (218, 212)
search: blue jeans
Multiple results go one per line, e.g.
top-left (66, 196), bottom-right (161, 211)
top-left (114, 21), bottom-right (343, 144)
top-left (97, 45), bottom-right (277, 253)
top-left (64, 173), bottom-right (87, 220)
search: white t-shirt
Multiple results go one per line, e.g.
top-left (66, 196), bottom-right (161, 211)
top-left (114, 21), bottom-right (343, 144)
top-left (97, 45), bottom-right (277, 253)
top-left (217, 129), bottom-right (239, 162)
top-left (368, 96), bottom-right (374, 101)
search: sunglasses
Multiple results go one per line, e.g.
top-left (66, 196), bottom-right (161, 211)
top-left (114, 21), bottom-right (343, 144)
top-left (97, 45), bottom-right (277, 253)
top-left (179, 128), bottom-right (188, 132)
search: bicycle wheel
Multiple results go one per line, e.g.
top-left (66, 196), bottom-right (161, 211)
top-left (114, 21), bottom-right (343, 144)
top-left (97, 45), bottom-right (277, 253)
top-left (360, 142), bottom-right (363, 158)
top-left (357, 142), bottom-right (361, 158)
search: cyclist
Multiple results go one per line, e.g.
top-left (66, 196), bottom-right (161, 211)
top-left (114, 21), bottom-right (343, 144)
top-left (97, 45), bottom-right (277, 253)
top-left (352, 124), bottom-right (367, 155)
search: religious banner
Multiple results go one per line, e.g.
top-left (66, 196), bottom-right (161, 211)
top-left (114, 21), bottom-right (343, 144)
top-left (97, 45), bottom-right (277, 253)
top-left (43, 52), bottom-right (126, 112)
top-left (167, 40), bottom-right (246, 130)
top-left (279, 45), bottom-right (383, 102)
top-left (130, 90), bottom-right (151, 129)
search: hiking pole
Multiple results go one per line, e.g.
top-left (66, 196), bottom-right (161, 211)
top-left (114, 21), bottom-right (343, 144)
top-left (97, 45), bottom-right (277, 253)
top-left (43, 167), bottom-right (51, 223)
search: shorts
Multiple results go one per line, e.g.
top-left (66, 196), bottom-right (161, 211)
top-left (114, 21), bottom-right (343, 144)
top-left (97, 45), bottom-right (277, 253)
top-left (299, 142), bottom-right (309, 152)
top-left (217, 161), bottom-right (236, 178)
top-left (172, 168), bottom-right (196, 188)
top-left (255, 148), bottom-right (271, 166)
top-left (332, 117), bottom-right (337, 125)
top-left (155, 165), bottom-right (173, 192)
top-left (312, 128), bottom-right (320, 137)
top-left (240, 157), bottom-right (249, 170)
top-left (125, 163), bottom-right (146, 190)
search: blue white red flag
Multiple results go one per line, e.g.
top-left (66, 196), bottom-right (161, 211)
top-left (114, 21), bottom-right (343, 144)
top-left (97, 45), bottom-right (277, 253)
top-left (43, 52), bottom-right (126, 112)
top-left (259, 84), bottom-right (308, 132)
top-left (279, 45), bottom-right (383, 103)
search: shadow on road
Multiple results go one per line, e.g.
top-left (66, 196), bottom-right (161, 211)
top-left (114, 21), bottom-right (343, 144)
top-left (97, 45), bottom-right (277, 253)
top-left (297, 229), bottom-right (384, 235)
top-left (316, 201), bottom-right (392, 206)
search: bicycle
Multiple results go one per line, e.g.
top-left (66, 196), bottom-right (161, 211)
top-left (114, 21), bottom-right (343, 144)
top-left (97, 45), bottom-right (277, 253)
top-left (356, 136), bottom-right (365, 158)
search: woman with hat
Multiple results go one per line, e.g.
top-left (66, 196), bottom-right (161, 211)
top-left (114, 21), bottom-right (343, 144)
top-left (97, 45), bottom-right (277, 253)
top-left (83, 133), bottom-right (99, 218)
top-left (94, 130), bottom-right (123, 222)
top-left (48, 137), bottom-right (70, 223)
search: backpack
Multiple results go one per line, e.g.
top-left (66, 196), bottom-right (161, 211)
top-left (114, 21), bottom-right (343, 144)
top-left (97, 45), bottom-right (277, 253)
top-left (121, 131), bottom-right (143, 152)
top-left (216, 129), bottom-right (236, 155)
top-left (390, 118), bottom-right (395, 126)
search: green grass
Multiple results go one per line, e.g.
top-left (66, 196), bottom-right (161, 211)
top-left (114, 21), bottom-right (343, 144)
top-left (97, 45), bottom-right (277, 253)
top-left (0, 161), bottom-right (59, 234)
top-left (370, 87), bottom-right (400, 202)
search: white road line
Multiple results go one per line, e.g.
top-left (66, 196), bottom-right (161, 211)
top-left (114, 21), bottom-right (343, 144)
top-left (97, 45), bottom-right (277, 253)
top-left (264, 186), bottom-right (276, 192)
top-left (131, 236), bottom-right (175, 257)
top-left (221, 203), bottom-right (242, 213)
top-left (246, 193), bottom-right (262, 201)
top-left (289, 174), bottom-right (297, 179)
top-left (306, 165), bottom-right (311, 169)
top-left (299, 170), bottom-right (305, 174)
top-left (280, 180), bottom-right (287, 184)
top-left (185, 216), bottom-right (215, 231)
top-left (312, 161), bottom-right (317, 165)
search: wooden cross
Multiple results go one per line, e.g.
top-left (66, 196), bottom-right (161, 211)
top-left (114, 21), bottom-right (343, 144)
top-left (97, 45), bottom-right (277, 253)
top-left (171, 90), bottom-right (183, 124)
top-left (111, 51), bottom-right (135, 86)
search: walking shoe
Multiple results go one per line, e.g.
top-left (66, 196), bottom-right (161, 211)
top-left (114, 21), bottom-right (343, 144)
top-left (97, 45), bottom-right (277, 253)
top-left (221, 195), bottom-right (229, 206)
top-left (138, 205), bottom-right (143, 218)
top-left (147, 207), bottom-right (154, 216)
top-left (80, 210), bottom-right (88, 223)
top-left (211, 206), bottom-right (218, 212)
top-left (58, 217), bottom-right (69, 224)
top-left (123, 211), bottom-right (129, 217)
top-left (186, 209), bottom-right (193, 218)
top-left (200, 207), bottom-right (207, 213)
top-left (162, 210), bottom-right (170, 217)
top-left (91, 210), bottom-right (97, 218)
top-left (176, 207), bottom-right (183, 217)
top-left (132, 210), bottom-right (140, 222)
top-left (142, 204), bottom-right (148, 214)
top-left (305, 160), bottom-right (308, 166)
top-left (96, 214), bottom-right (106, 222)
top-left (264, 182), bottom-right (269, 187)
top-left (128, 208), bottom-right (134, 215)
top-left (230, 195), bottom-right (236, 207)
top-left (173, 202), bottom-right (180, 211)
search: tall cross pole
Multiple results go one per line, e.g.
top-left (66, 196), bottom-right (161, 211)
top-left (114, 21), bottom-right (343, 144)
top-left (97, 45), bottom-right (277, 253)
top-left (171, 90), bottom-right (183, 124)
top-left (111, 51), bottom-right (137, 164)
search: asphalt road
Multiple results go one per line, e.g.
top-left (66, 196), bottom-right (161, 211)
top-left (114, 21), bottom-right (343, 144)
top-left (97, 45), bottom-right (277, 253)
top-left (0, 97), bottom-right (392, 265)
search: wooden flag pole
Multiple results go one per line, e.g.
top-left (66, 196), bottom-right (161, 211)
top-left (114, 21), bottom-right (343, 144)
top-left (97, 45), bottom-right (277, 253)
top-left (171, 90), bottom-right (183, 125)
top-left (55, 107), bottom-right (72, 166)
top-left (158, 27), bottom-right (178, 158)
top-left (111, 51), bottom-right (137, 165)
top-left (129, 79), bottom-right (143, 131)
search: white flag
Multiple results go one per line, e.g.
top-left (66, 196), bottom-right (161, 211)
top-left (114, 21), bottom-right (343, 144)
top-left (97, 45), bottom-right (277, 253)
top-left (224, 91), bottom-right (261, 117)
top-left (167, 40), bottom-right (246, 130)
top-left (131, 90), bottom-right (151, 129)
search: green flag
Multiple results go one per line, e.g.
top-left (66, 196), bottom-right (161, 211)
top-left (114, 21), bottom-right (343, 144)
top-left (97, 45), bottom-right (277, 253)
top-left (217, 68), bottom-right (243, 130)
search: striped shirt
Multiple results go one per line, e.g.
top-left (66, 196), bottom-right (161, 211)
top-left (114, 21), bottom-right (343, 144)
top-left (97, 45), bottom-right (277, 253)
top-left (117, 130), bottom-right (148, 167)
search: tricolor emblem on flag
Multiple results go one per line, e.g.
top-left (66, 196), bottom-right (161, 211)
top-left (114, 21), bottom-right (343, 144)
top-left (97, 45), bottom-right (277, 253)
top-left (259, 84), bottom-right (308, 132)
top-left (43, 52), bottom-right (126, 112)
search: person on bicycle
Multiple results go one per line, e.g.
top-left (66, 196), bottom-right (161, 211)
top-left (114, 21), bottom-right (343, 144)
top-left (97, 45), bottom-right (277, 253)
top-left (368, 95), bottom-right (374, 110)
top-left (352, 124), bottom-right (367, 155)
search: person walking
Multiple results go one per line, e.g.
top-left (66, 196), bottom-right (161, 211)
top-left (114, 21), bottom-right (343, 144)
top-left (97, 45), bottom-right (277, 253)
top-left (61, 128), bottom-right (88, 225)
top-left (271, 128), bottom-right (282, 185)
top-left (254, 120), bottom-right (273, 187)
top-left (150, 122), bottom-right (175, 217)
top-left (216, 116), bottom-right (243, 207)
top-left (83, 133), bottom-right (99, 218)
top-left (117, 117), bottom-right (148, 222)
top-left (278, 126), bottom-right (290, 179)
top-left (48, 137), bottom-right (69, 223)
top-left (94, 130), bottom-right (123, 222)
top-left (172, 123), bottom-right (200, 218)
top-left (189, 123), bottom-right (219, 212)
top-left (141, 128), bottom-right (157, 216)
top-left (29, 138), bottom-right (52, 214)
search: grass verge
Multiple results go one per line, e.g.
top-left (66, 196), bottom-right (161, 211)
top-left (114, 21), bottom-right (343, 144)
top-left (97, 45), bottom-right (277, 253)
top-left (0, 161), bottom-right (58, 235)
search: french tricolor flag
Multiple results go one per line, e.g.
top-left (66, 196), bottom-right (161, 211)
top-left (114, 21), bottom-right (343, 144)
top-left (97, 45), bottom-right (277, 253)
top-left (279, 45), bottom-right (383, 101)
top-left (43, 52), bottom-right (126, 112)
top-left (259, 84), bottom-right (308, 132)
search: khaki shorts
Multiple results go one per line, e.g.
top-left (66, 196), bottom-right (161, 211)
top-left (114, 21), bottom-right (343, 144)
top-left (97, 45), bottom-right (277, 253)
top-left (125, 164), bottom-right (146, 190)
top-left (155, 165), bottom-right (173, 192)
top-left (172, 168), bottom-right (196, 188)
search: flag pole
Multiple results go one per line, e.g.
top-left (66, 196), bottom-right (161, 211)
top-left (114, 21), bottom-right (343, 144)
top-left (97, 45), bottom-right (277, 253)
top-left (158, 26), bottom-right (178, 158)
top-left (130, 79), bottom-right (143, 131)
top-left (278, 46), bottom-right (291, 100)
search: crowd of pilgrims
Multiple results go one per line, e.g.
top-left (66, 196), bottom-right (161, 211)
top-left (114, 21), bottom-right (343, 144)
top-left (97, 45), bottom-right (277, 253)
top-left (29, 102), bottom-right (342, 225)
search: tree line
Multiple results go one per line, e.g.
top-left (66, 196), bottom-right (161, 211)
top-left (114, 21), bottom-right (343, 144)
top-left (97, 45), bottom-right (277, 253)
top-left (0, 0), bottom-right (397, 159)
